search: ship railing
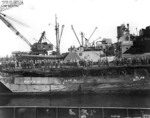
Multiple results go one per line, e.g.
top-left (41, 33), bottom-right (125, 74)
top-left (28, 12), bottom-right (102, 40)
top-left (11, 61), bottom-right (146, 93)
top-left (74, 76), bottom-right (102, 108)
top-left (1, 56), bottom-right (150, 70)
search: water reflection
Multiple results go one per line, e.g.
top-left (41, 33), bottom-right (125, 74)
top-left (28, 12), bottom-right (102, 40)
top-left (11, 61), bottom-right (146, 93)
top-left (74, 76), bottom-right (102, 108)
top-left (0, 94), bottom-right (150, 107)
top-left (0, 94), bottom-right (150, 118)
top-left (0, 107), bottom-right (150, 118)
top-left (128, 109), bottom-right (150, 118)
top-left (80, 108), bottom-right (102, 118)
top-left (0, 108), bottom-right (14, 118)
top-left (104, 108), bottom-right (127, 118)
top-left (15, 108), bottom-right (35, 118)
top-left (37, 108), bottom-right (56, 118)
top-left (58, 108), bottom-right (79, 118)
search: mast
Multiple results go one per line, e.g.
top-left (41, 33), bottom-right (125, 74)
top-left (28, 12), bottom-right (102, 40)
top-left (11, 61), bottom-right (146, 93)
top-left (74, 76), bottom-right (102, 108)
top-left (81, 32), bottom-right (84, 47)
top-left (55, 15), bottom-right (60, 55)
top-left (54, 15), bottom-right (65, 56)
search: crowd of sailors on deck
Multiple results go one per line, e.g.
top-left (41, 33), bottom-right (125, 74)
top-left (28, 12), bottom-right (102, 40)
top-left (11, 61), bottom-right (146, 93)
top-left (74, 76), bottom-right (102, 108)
top-left (0, 56), bottom-right (150, 70)
top-left (99, 56), bottom-right (150, 67)
top-left (0, 59), bottom-right (94, 70)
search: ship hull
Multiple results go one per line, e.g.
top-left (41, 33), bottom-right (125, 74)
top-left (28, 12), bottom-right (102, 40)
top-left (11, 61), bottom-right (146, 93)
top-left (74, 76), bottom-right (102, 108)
top-left (0, 75), bottom-right (150, 94)
top-left (0, 66), bottom-right (150, 94)
top-left (0, 76), bottom-right (123, 93)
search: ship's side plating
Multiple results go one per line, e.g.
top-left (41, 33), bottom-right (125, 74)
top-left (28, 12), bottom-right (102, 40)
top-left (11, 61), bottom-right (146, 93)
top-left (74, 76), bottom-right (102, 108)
top-left (0, 75), bottom-right (129, 93)
top-left (0, 67), bottom-right (150, 93)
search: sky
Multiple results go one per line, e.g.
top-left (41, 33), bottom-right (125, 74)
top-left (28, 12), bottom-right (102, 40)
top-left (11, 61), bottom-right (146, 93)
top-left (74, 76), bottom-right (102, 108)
top-left (0, 0), bottom-right (150, 57)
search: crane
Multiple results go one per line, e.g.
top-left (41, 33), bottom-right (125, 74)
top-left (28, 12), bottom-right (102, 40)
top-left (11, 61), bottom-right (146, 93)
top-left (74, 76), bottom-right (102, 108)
top-left (91, 37), bottom-right (101, 46)
top-left (31, 31), bottom-right (53, 55)
top-left (84, 27), bottom-right (98, 47)
top-left (59, 25), bottom-right (65, 45)
top-left (0, 13), bottom-right (53, 55)
top-left (0, 13), bottom-right (32, 47)
top-left (38, 31), bottom-right (46, 43)
top-left (71, 25), bottom-right (82, 47)
top-left (88, 27), bottom-right (98, 41)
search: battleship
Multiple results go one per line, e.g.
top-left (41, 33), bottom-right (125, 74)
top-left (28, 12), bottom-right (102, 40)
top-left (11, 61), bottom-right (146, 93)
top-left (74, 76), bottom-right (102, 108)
top-left (0, 13), bottom-right (150, 94)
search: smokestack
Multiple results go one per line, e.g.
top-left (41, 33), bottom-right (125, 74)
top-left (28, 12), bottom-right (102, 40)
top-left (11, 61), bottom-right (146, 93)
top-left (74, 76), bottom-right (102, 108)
top-left (127, 24), bottom-right (130, 41)
top-left (117, 26), bottom-right (124, 39)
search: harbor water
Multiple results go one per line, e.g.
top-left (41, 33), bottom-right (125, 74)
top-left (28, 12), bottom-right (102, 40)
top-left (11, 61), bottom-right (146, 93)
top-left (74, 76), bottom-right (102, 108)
top-left (0, 94), bottom-right (150, 118)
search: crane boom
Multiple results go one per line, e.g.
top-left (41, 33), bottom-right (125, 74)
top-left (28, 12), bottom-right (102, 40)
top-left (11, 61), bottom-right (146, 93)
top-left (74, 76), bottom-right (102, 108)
top-left (38, 31), bottom-right (45, 43)
top-left (92, 37), bottom-right (101, 43)
top-left (88, 27), bottom-right (98, 41)
top-left (59, 25), bottom-right (65, 44)
top-left (92, 37), bottom-right (101, 46)
top-left (71, 25), bottom-right (81, 46)
top-left (0, 13), bottom-right (32, 47)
